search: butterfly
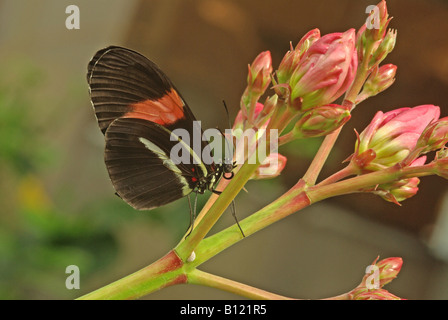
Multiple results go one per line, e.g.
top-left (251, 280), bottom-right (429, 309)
top-left (87, 46), bottom-right (235, 217)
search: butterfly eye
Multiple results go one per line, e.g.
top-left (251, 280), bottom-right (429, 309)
top-left (224, 163), bottom-right (234, 174)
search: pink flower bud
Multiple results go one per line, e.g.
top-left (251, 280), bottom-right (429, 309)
top-left (352, 105), bottom-right (440, 171)
top-left (434, 150), bottom-right (448, 180)
top-left (295, 28), bottom-right (321, 52)
top-left (357, 64), bottom-right (397, 103)
top-left (356, 24), bottom-right (367, 63)
top-left (374, 177), bottom-right (420, 205)
top-left (372, 156), bottom-right (425, 204)
top-left (357, 1), bottom-right (396, 69)
top-left (376, 257), bottom-right (403, 287)
top-left (251, 153), bottom-right (287, 180)
top-left (277, 48), bottom-right (302, 86)
top-left (370, 28), bottom-right (397, 67)
top-left (364, 0), bottom-right (391, 41)
top-left (416, 117), bottom-right (448, 154)
top-left (233, 102), bottom-right (265, 131)
top-left (293, 104), bottom-right (351, 138)
top-left (247, 51), bottom-right (273, 95)
top-left (276, 29), bottom-right (321, 85)
top-left (289, 29), bottom-right (357, 111)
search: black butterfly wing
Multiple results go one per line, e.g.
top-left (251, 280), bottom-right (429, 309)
top-left (105, 117), bottom-right (199, 210)
top-left (87, 46), bottom-right (197, 134)
top-left (87, 46), bottom-right (214, 210)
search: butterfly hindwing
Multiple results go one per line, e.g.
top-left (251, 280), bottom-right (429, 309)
top-left (105, 117), bottom-right (207, 210)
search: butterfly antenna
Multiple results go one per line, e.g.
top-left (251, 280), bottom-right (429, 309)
top-left (185, 195), bottom-right (193, 238)
top-left (221, 100), bottom-right (235, 166)
top-left (211, 189), bottom-right (245, 238)
top-left (222, 100), bottom-right (232, 131)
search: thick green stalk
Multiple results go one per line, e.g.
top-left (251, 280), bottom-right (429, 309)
top-left (307, 163), bottom-right (436, 203)
top-left (77, 251), bottom-right (185, 300)
top-left (302, 127), bottom-right (342, 185)
top-left (192, 180), bottom-right (310, 267)
top-left (317, 162), bottom-right (357, 186)
top-left (175, 162), bottom-right (259, 260)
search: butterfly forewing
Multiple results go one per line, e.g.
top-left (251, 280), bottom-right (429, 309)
top-left (87, 46), bottom-right (196, 134)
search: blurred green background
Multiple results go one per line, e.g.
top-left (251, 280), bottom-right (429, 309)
top-left (1, 0), bottom-right (448, 299)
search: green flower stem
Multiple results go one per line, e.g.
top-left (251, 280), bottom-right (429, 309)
top-left (266, 98), bottom-right (289, 134)
top-left (302, 127), bottom-right (342, 185)
top-left (175, 162), bottom-right (260, 261)
top-left (188, 269), bottom-right (293, 300)
top-left (193, 163), bottom-right (243, 227)
top-left (191, 180), bottom-right (310, 267)
top-left (317, 162), bottom-right (357, 186)
top-left (77, 250), bottom-right (186, 300)
top-left (308, 163), bottom-right (436, 203)
top-left (278, 130), bottom-right (295, 146)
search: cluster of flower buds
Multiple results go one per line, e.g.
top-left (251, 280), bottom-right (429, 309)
top-left (356, 0), bottom-right (396, 68)
top-left (350, 256), bottom-right (404, 300)
top-left (348, 105), bottom-right (444, 203)
top-left (285, 29), bottom-right (357, 112)
top-left (236, 24), bottom-right (363, 177)
top-left (236, 0), bottom-right (407, 182)
top-left (239, 26), bottom-right (359, 136)
top-left (347, 102), bottom-right (448, 204)
top-left (229, 0), bottom-right (448, 298)
top-left (355, 0), bottom-right (397, 104)
top-left (350, 105), bottom-right (440, 172)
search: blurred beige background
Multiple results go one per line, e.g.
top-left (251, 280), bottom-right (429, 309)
top-left (0, 0), bottom-right (448, 299)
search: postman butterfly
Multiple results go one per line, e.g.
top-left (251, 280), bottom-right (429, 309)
top-left (87, 46), bottom-right (240, 233)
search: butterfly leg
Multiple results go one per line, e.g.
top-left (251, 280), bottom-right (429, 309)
top-left (211, 189), bottom-right (245, 238)
top-left (185, 192), bottom-right (198, 239)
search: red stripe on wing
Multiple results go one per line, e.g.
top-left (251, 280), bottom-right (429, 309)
top-left (124, 89), bottom-right (186, 125)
